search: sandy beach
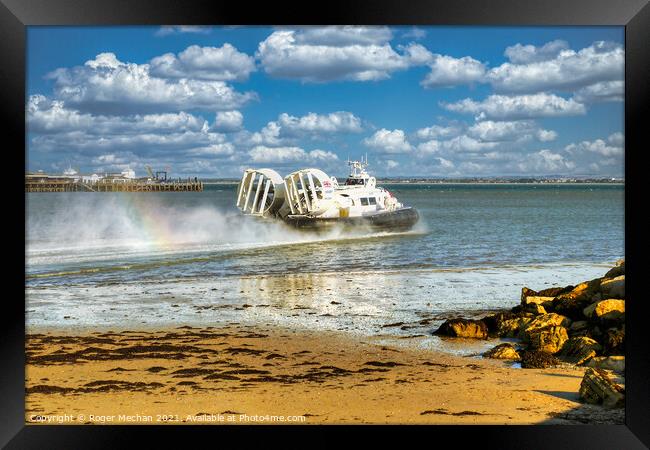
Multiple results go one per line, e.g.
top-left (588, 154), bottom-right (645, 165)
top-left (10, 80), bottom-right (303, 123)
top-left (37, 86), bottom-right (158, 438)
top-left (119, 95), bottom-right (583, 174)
top-left (23, 22), bottom-right (627, 430)
top-left (25, 324), bottom-right (623, 425)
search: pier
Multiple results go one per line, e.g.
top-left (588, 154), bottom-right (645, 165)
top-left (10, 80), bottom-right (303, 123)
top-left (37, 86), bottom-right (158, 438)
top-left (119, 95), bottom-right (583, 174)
top-left (26, 175), bottom-right (203, 193)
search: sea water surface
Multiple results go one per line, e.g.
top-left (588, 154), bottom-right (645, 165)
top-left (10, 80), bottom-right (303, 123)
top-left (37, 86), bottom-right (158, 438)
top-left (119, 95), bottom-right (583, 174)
top-left (26, 183), bottom-right (624, 354)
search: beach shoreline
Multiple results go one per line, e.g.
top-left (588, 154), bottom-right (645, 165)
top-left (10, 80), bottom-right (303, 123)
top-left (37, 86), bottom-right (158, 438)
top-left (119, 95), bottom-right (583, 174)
top-left (25, 323), bottom-right (623, 425)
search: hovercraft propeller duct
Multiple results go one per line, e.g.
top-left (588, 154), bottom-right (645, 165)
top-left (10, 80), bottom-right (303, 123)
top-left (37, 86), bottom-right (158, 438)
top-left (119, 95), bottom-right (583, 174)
top-left (283, 168), bottom-right (335, 216)
top-left (236, 169), bottom-right (285, 216)
top-left (236, 168), bottom-right (338, 218)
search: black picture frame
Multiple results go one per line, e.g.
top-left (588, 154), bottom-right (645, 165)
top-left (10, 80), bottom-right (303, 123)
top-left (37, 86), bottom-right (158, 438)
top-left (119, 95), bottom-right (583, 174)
top-left (2, 0), bottom-right (648, 447)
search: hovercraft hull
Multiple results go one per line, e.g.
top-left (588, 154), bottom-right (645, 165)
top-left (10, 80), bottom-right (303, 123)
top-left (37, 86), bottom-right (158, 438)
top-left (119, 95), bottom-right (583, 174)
top-left (284, 207), bottom-right (419, 232)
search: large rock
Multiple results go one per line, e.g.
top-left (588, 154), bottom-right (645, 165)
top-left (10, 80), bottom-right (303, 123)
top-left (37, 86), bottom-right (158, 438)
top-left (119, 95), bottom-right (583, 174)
top-left (604, 259), bottom-right (625, 278)
top-left (559, 336), bottom-right (602, 365)
top-left (600, 276), bottom-right (625, 299)
top-left (521, 285), bottom-right (574, 301)
top-left (556, 278), bottom-right (602, 302)
top-left (523, 303), bottom-right (547, 315)
top-left (433, 318), bottom-right (488, 339)
top-left (586, 356), bottom-right (625, 373)
top-left (521, 350), bottom-right (560, 369)
top-left (583, 299), bottom-right (625, 321)
top-left (520, 285), bottom-right (569, 309)
top-left (540, 286), bottom-right (574, 297)
top-left (552, 298), bottom-right (592, 321)
top-left (527, 326), bottom-right (569, 354)
top-left (522, 296), bottom-right (555, 307)
top-left (579, 367), bottom-right (625, 408)
top-left (568, 320), bottom-right (589, 336)
top-left (603, 326), bottom-right (625, 355)
top-left (519, 313), bottom-right (571, 340)
top-left (520, 287), bottom-right (537, 304)
top-left (483, 343), bottom-right (521, 361)
top-left (552, 278), bottom-right (602, 320)
top-left (482, 312), bottom-right (534, 338)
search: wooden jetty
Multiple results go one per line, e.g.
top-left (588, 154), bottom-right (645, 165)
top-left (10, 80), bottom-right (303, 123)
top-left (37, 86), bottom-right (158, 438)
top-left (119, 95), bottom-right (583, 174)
top-left (26, 177), bottom-right (203, 193)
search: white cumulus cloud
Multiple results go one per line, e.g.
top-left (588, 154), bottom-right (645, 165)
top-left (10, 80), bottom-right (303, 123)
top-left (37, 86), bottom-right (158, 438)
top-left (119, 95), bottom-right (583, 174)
top-left (277, 111), bottom-right (363, 135)
top-left (467, 120), bottom-right (556, 142)
top-left (537, 129), bottom-right (558, 142)
top-left (149, 44), bottom-right (256, 81)
top-left (420, 54), bottom-right (487, 88)
top-left (415, 124), bottom-right (463, 140)
top-left (438, 135), bottom-right (499, 153)
top-left (416, 140), bottom-right (441, 155)
top-left (257, 27), bottom-right (413, 82)
top-left (46, 52), bottom-right (257, 114)
top-left (187, 143), bottom-right (236, 157)
top-left (249, 111), bottom-right (363, 145)
top-left (442, 93), bottom-right (586, 120)
top-left (573, 80), bottom-right (624, 103)
top-left (248, 145), bottom-right (338, 163)
top-left (363, 129), bottom-right (412, 153)
top-left (488, 41), bottom-right (624, 94)
top-left (292, 26), bottom-right (393, 46)
top-left (518, 149), bottom-right (576, 173)
top-left (564, 133), bottom-right (624, 157)
top-left (503, 40), bottom-right (569, 64)
top-left (213, 111), bottom-right (244, 132)
top-left (28, 95), bottom-right (209, 135)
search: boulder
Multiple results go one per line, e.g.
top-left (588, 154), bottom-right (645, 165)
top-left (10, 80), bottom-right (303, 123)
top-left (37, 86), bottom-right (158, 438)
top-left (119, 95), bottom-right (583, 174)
top-left (559, 336), bottom-right (602, 365)
top-left (553, 299), bottom-right (589, 321)
top-left (521, 350), bottom-right (560, 369)
top-left (523, 303), bottom-right (547, 315)
top-left (579, 367), bottom-right (625, 408)
top-left (583, 299), bottom-right (625, 321)
top-left (588, 327), bottom-right (605, 345)
top-left (520, 285), bottom-right (565, 309)
top-left (569, 320), bottom-right (589, 334)
top-left (519, 313), bottom-right (571, 340)
top-left (539, 285), bottom-right (575, 297)
top-left (556, 278), bottom-right (602, 303)
top-left (604, 259), bottom-right (625, 278)
top-left (603, 326), bottom-right (625, 355)
top-left (552, 278), bottom-right (602, 320)
top-left (527, 325), bottom-right (569, 354)
top-left (586, 356), bottom-right (625, 373)
top-left (433, 318), bottom-right (488, 339)
top-left (483, 343), bottom-right (521, 361)
top-left (590, 292), bottom-right (603, 303)
top-left (552, 298), bottom-right (591, 321)
top-left (482, 312), bottom-right (534, 338)
top-left (520, 287), bottom-right (537, 304)
top-left (529, 312), bottom-right (572, 329)
top-left (522, 296), bottom-right (555, 307)
top-left (600, 276), bottom-right (625, 299)
top-left (521, 285), bottom-right (574, 300)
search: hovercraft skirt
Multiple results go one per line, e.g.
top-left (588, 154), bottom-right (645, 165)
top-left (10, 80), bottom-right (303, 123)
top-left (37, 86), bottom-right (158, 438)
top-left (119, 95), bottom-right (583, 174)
top-left (285, 207), bottom-right (419, 231)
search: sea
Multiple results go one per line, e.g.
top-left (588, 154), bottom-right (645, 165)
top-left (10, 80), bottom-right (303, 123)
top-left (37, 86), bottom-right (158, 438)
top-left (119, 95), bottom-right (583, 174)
top-left (25, 183), bottom-right (625, 355)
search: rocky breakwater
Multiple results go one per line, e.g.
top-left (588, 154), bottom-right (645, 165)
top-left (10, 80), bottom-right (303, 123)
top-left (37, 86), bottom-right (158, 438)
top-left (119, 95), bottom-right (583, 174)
top-left (433, 259), bottom-right (626, 409)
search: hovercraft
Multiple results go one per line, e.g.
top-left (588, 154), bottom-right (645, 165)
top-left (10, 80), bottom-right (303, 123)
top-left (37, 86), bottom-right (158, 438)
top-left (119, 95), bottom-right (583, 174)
top-left (235, 158), bottom-right (419, 232)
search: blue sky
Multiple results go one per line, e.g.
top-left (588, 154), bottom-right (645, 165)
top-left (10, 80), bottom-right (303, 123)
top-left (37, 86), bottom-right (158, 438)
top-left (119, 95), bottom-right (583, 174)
top-left (27, 26), bottom-right (624, 178)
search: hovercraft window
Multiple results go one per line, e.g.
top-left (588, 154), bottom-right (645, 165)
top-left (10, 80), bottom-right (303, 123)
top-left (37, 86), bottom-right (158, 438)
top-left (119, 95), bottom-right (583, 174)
top-left (369, 197), bottom-right (377, 205)
top-left (360, 198), bottom-right (369, 206)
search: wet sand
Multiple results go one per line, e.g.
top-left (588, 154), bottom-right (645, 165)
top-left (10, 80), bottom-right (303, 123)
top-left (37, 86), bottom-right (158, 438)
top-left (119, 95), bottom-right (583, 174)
top-left (25, 325), bottom-right (623, 425)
